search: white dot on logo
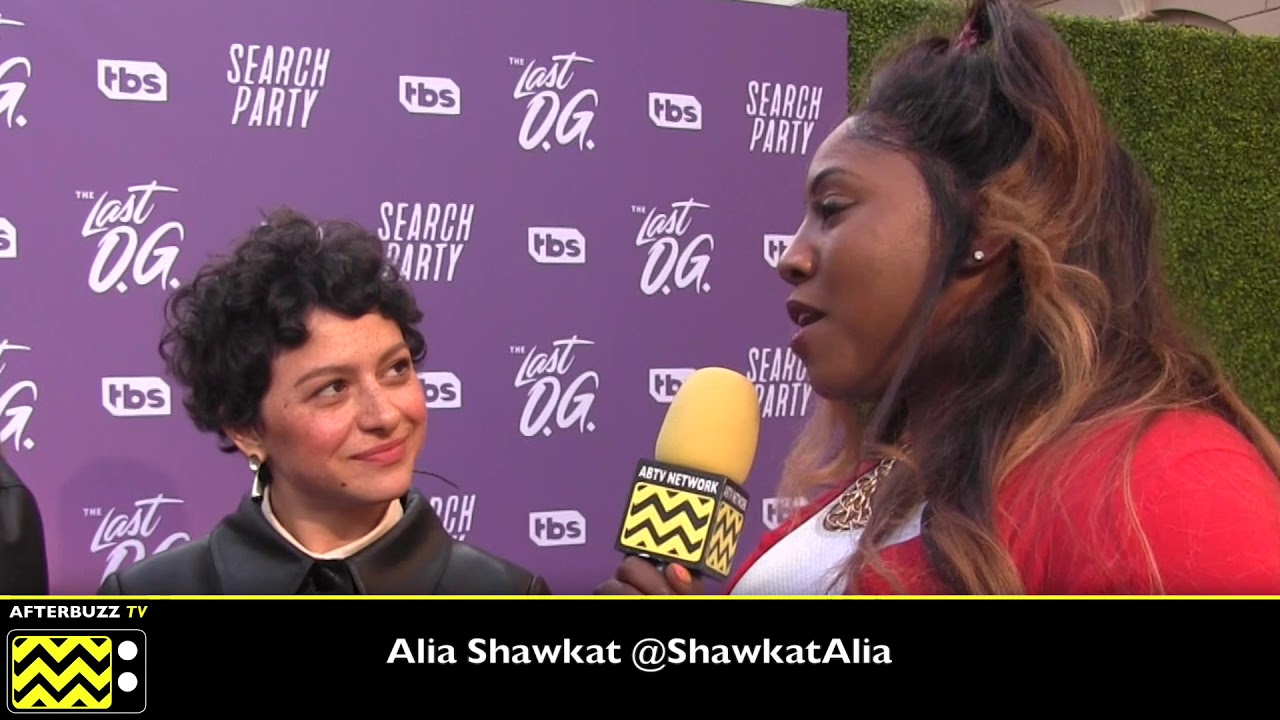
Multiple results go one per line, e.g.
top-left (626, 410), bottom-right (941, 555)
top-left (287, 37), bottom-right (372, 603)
top-left (118, 640), bottom-right (137, 660)
top-left (119, 672), bottom-right (137, 692)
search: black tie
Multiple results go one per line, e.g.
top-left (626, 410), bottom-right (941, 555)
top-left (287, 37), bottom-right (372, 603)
top-left (300, 560), bottom-right (358, 594)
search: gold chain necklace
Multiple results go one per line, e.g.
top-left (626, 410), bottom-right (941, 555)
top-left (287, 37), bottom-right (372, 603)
top-left (821, 456), bottom-right (898, 532)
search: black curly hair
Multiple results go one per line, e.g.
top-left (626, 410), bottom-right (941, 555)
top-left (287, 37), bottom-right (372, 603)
top-left (159, 207), bottom-right (427, 453)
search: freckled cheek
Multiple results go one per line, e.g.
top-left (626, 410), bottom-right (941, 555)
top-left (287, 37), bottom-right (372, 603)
top-left (281, 411), bottom-right (356, 460)
top-left (392, 384), bottom-right (427, 425)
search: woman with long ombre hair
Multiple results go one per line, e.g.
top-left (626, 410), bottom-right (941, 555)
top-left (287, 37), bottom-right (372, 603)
top-left (597, 0), bottom-right (1280, 596)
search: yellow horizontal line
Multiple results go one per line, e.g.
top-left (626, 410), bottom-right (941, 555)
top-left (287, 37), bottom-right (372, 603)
top-left (1, 595), bottom-right (1277, 600)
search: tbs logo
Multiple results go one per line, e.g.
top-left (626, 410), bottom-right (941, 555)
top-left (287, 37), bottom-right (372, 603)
top-left (648, 92), bottom-right (701, 131)
top-left (98, 60), bottom-right (168, 102)
top-left (102, 376), bottom-right (171, 417)
top-left (399, 75), bottom-right (460, 116)
top-left (0, 217), bottom-right (15, 260)
top-left (529, 510), bottom-right (586, 547)
top-left (648, 368), bottom-right (694, 403)
top-left (528, 227), bottom-right (585, 265)
top-left (418, 371), bottom-right (462, 409)
top-left (763, 234), bottom-right (794, 269)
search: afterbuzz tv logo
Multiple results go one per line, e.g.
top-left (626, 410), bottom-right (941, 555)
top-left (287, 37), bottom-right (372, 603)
top-left (648, 92), bottom-right (700, 131)
top-left (746, 80), bottom-right (823, 155)
top-left (97, 60), bottom-right (167, 103)
top-left (528, 227), bottom-right (585, 265)
top-left (6, 628), bottom-right (148, 712)
top-left (418, 371), bottom-right (461, 409)
top-left (227, 43), bottom-right (331, 129)
top-left (101, 377), bottom-right (170, 418)
top-left (648, 368), bottom-right (694, 404)
top-left (763, 234), bottom-right (794, 269)
top-left (529, 510), bottom-right (585, 547)
top-left (399, 75), bottom-right (459, 116)
top-left (746, 346), bottom-right (812, 418)
top-left (0, 216), bottom-right (16, 259)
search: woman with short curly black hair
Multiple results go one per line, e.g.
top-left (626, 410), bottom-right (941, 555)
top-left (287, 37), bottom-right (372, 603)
top-left (98, 208), bottom-right (549, 595)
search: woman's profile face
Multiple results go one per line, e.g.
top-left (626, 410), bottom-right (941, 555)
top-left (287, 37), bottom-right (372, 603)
top-left (235, 308), bottom-right (426, 510)
top-left (778, 117), bottom-right (936, 403)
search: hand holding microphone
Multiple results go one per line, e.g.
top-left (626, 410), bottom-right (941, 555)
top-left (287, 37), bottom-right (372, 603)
top-left (596, 366), bottom-right (761, 595)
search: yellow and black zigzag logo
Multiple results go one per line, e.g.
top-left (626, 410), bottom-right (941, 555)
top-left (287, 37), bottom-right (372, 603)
top-left (704, 503), bottom-right (745, 578)
top-left (620, 483), bottom-right (714, 562)
top-left (10, 635), bottom-right (113, 710)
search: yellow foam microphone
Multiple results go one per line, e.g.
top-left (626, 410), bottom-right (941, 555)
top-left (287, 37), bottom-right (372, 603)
top-left (615, 367), bottom-right (761, 581)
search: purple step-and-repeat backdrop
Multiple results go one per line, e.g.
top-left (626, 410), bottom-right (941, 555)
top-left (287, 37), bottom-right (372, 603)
top-left (0, 0), bottom-right (848, 594)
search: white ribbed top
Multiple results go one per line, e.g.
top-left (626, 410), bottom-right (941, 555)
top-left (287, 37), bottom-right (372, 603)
top-left (731, 495), bottom-right (924, 595)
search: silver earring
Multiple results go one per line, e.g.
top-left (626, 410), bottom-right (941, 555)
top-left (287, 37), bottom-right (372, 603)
top-left (248, 454), bottom-right (268, 495)
top-left (248, 455), bottom-right (265, 483)
top-left (972, 250), bottom-right (985, 262)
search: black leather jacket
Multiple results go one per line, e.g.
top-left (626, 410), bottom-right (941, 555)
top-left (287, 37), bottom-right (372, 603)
top-left (0, 453), bottom-right (49, 595)
top-left (97, 488), bottom-right (550, 595)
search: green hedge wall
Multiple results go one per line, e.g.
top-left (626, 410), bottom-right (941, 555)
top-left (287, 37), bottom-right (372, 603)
top-left (801, 0), bottom-right (1280, 432)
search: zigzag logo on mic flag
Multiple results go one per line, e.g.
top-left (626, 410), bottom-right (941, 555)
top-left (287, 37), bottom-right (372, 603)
top-left (619, 482), bottom-right (715, 562)
top-left (705, 502), bottom-right (745, 577)
top-left (10, 635), bottom-right (113, 709)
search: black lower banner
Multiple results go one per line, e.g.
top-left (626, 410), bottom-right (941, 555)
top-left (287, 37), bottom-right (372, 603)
top-left (0, 595), bottom-right (1272, 713)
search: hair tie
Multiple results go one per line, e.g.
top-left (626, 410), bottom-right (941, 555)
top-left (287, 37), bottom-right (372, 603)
top-left (954, 22), bottom-right (981, 51)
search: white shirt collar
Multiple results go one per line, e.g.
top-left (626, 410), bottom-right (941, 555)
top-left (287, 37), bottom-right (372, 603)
top-left (253, 476), bottom-right (403, 560)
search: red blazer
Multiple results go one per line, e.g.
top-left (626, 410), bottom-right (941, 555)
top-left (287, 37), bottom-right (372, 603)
top-left (725, 410), bottom-right (1280, 595)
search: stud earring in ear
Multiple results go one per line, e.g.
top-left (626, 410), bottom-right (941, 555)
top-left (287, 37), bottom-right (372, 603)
top-left (249, 454), bottom-right (267, 478)
top-left (248, 454), bottom-right (268, 494)
top-left (972, 250), bottom-right (985, 262)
